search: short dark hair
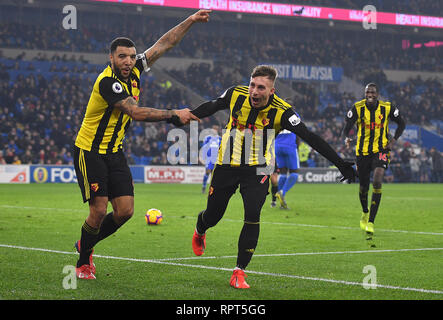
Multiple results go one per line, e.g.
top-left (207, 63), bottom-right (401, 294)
top-left (110, 37), bottom-right (136, 54)
top-left (365, 82), bottom-right (378, 92)
top-left (251, 65), bottom-right (278, 82)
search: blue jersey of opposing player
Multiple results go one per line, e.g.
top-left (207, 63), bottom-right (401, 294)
top-left (202, 134), bottom-right (221, 170)
top-left (275, 129), bottom-right (299, 170)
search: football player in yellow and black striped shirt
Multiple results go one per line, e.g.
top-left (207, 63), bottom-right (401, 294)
top-left (342, 83), bottom-right (405, 238)
top-left (72, 10), bottom-right (211, 280)
top-left (171, 65), bottom-right (357, 289)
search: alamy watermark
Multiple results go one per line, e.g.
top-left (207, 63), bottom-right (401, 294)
top-left (62, 265), bottom-right (77, 289)
top-left (362, 5), bottom-right (377, 30)
top-left (62, 5), bottom-right (77, 30)
top-left (166, 121), bottom-right (276, 175)
top-left (362, 265), bottom-right (377, 289)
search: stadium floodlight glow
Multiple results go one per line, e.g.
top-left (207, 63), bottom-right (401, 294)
top-left (91, 0), bottom-right (443, 29)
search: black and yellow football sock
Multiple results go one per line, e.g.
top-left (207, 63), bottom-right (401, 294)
top-left (369, 188), bottom-right (382, 223)
top-left (96, 212), bottom-right (120, 243)
top-left (271, 185), bottom-right (278, 201)
top-left (236, 222), bottom-right (259, 270)
top-left (196, 210), bottom-right (207, 235)
top-left (359, 187), bottom-right (369, 213)
top-left (77, 221), bottom-right (99, 267)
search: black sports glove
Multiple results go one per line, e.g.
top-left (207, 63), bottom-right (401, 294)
top-left (337, 161), bottom-right (357, 183)
top-left (166, 115), bottom-right (184, 127)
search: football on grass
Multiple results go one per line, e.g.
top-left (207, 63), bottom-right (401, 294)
top-left (145, 208), bottom-right (163, 225)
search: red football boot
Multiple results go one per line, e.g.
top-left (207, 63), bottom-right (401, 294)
top-left (75, 264), bottom-right (96, 280)
top-left (74, 240), bottom-right (96, 275)
top-left (230, 269), bottom-right (250, 289)
top-left (192, 230), bottom-right (206, 256)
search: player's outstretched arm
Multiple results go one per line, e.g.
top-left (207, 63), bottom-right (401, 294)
top-left (114, 97), bottom-right (200, 124)
top-left (143, 9), bottom-right (211, 67)
top-left (295, 123), bottom-right (356, 182)
top-left (282, 111), bottom-right (357, 183)
top-left (168, 87), bottom-right (233, 127)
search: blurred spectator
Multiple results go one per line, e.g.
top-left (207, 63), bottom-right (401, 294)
top-left (399, 142), bottom-right (412, 182)
top-left (12, 155), bottom-right (21, 164)
top-left (409, 152), bottom-right (420, 183)
top-left (0, 150), bottom-right (6, 164)
top-left (298, 141), bottom-right (311, 167)
top-left (418, 148), bottom-right (431, 183)
top-left (429, 147), bottom-right (443, 183)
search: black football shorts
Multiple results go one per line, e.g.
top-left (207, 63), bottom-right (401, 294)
top-left (205, 165), bottom-right (270, 224)
top-left (356, 150), bottom-right (390, 184)
top-left (73, 146), bottom-right (134, 203)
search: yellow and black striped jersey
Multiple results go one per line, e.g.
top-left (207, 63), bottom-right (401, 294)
top-left (75, 55), bottom-right (148, 154)
top-left (206, 85), bottom-right (298, 167)
top-left (192, 85), bottom-right (350, 171)
top-left (345, 99), bottom-right (402, 156)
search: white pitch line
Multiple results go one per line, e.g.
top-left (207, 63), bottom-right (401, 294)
top-left (2, 204), bottom-right (441, 236)
top-left (1, 244), bottom-right (442, 295)
top-left (156, 247), bottom-right (443, 261)
top-left (0, 205), bottom-right (84, 213)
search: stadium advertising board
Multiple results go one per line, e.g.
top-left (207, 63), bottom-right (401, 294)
top-left (0, 165), bottom-right (29, 183)
top-left (129, 166), bottom-right (146, 183)
top-left (400, 125), bottom-right (420, 144)
top-left (388, 124), bottom-right (443, 151)
top-left (28, 165), bottom-right (146, 183)
top-left (92, 0), bottom-right (443, 29)
top-left (1, 165), bottom-right (342, 184)
top-left (144, 165), bottom-right (206, 184)
top-left (268, 64), bottom-right (343, 82)
top-left (31, 165), bottom-right (78, 183)
top-left (296, 168), bottom-right (342, 183)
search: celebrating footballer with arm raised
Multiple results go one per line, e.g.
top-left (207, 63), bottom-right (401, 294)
top-left (72, 10), bottom-right (211, 280)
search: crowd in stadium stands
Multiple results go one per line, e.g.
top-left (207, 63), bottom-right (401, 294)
top-left (1, 18), bottom-right (442, 73)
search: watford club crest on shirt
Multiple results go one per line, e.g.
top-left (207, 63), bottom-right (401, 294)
top-left (90, 183), bottom-right (99, 192)
top-left (262, 118), bottom-right (270, 126)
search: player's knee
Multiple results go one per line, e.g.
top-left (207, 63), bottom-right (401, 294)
top-left (372, 181), bottom-right (382, 190)
top-left (88, 197), bottom-right (108, 226)
top-left (239, 222), bottom-right (260, 248)
top-left (359, 185), bottom-right (369, 194)
top-left (121, 206), bottom-right (134, 218)
top-left (270, 173), bottom-right (278, 184)
top-left (244, 210), bottom-right (261, 224)
top-left (113, 204), bottom-right (134, 225)
top-left (200, 209), bottom-right (223, 228)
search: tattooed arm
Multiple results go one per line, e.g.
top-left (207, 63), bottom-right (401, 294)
top-left (143, 10), bottom-right (211, 67)
top-left (114, 97), bottom-right (200, 124)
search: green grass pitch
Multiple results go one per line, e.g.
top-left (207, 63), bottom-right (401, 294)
top-left (0, 183), bottom-right (442, 301)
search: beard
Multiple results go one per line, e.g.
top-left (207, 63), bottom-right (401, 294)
top-left (112, 64), bottom-right (131, 80)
